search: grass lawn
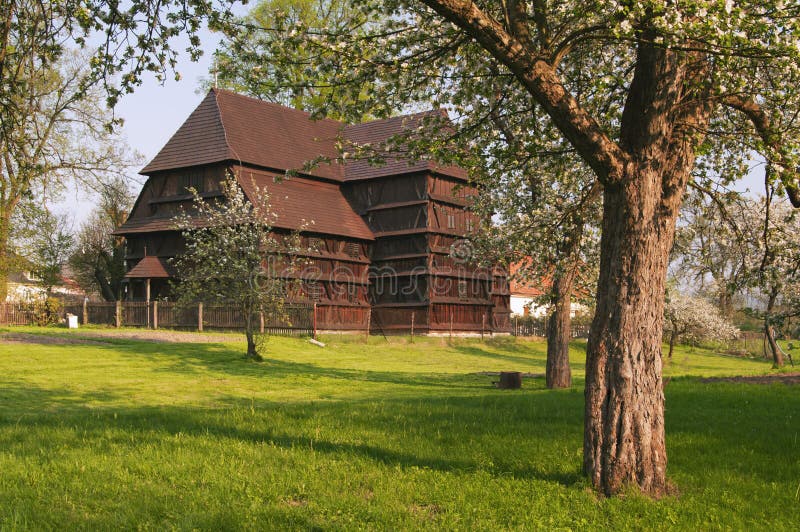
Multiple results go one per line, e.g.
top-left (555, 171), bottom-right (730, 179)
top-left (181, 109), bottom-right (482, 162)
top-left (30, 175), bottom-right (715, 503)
top-left (0, 326), bottom-right (798, 529)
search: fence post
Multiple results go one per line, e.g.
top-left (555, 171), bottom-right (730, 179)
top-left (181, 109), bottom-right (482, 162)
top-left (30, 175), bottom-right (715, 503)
top-left (449, 311), bottom-right (453, 339)
top-left (153, 301), bottom-right (158, 329)
top-left (365, 308), bottom-right (371, 342)
top-left (481, 312), bottom-right (486, 340)
top-left (82, 298), bottom-right (88, 325)
top-left (115, 301), bottom-right (121, 328)
top-left (259, 311), bottom-right (265, 334)
top-left (313, 302), bottom-right (317, 340)
top-left (410, 312), bottom-right (415, 343)
top-left (198, 302), bottom-right (203, 332)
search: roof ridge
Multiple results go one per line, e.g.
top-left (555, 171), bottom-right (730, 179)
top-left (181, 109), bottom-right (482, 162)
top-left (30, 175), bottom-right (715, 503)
top-left (211, 89), bottom-right (243, 169)
top-left (344, 108), bottom-right (449, 129)
top-left (211, 87), bottom-right (345, 127)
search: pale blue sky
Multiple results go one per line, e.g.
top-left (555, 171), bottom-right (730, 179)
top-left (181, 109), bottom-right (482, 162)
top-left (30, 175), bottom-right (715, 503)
top-left (56, 31), bottom-right (217, 224)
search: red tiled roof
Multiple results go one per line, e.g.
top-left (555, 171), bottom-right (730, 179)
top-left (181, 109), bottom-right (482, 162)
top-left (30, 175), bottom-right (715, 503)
top-left (509, 260), bottom-right (549, 297)
top-left (236, 167), bottom-right (374, 240)
top-left (113, 217), bottom-right (177, 235)
top-left (130, 91), bottom-right (469, 242)
top-left (140, 91), bottom-right (232, 175)
top-left (125, 256), bottom-right (176, 278)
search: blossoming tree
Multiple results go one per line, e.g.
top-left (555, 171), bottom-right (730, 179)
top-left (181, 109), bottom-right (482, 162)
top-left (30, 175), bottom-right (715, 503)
top-left (216, 1), bottom-right (800, 495)
top-left (172, 174), bottom-right (303, 361)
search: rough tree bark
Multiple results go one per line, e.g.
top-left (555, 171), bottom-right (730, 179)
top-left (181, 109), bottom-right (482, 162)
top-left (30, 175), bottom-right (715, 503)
top-left (583, 168), bottom-right (680, 497)
top-left (581, 37), bottom-right (709, 496)
top-left (546, 265), bottom-right (577, 388)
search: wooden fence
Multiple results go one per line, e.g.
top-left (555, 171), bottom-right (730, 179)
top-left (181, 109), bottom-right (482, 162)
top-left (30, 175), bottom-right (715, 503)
top-left (2, 301), bottom-right (317, 336)
top-left (0, 303), bottom-right (35, 325)
top-left (511, 317), bottom-right (590, 339)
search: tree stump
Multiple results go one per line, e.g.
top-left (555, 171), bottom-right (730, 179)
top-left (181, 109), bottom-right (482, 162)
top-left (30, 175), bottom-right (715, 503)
top-left (497, 371), bottom-right (522, 389)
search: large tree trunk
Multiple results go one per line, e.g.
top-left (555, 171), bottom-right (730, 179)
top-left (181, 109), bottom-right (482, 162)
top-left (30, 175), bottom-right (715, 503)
top-left (580, 31), bottom-right (709, 495)
top-left (414, 0), bottom-right (712, 497)
top-left (583, 169), bottom-right (683, 497)
top-left (546, 267), bottom-right (577, 388)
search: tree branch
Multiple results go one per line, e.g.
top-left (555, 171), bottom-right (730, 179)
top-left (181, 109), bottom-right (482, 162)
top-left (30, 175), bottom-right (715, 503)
top-left (504, 0), bottom-right (535, 52)
top-left (418, 0), bottom-right (628, 185)
top-left (723, 94), bottom-right (800, 208)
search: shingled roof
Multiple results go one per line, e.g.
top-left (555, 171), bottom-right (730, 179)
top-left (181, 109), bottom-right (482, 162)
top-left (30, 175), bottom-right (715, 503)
top-left (125, 256), bottom-right (175, 278)
top-left (140, 89), bottom-right (468, 182)
top-left (236, 167), bottom-right (374, 240)
top-left (343, 111), bottom-right (468, 181)
top-left (141, 89), bottom-right (344, 180)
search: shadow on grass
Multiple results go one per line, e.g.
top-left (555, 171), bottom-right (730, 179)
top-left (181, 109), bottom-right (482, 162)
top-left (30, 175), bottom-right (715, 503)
top-left (4, 373), bottom-right (799, 490)
top-left (450, 345), bottom-right (548, 370)
top-left (0, 376), bottom-right (584, 488)
top-left (3, 336), bottom-right (797, 491)
top-left (10, 337), bottom-right (556, 390)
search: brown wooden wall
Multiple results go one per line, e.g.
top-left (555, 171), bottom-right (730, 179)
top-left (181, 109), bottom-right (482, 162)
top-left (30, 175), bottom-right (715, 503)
top-left (121, 163), bottom-right (510, 333)
top-left (342, 171), bottom-right (510, 333)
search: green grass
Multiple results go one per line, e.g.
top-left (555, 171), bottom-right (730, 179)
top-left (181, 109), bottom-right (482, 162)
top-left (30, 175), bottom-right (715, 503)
top-left (0, 327), bottom-right (798, 530)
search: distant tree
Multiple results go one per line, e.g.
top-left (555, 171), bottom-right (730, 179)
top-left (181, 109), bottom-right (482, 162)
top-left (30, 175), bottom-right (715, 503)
top-left (1, 0), bottom-right (240, 301)
top-left (471, 142), bottom-right (601, 389)
top-left (0, 42), bottom-right (136, 300)
top-left (69, 178), bottom-right (135, 301)
top-left (749, 184), bottom-right (800, 367)
top-left (172, 174), bottom-right (304, 361)
top-left (12, 205), bottom-right (74, 295)
top-left (674, 185), bottom-right (800, 367)
top-left (663, 294), bottom-right (739, 359)
top-left (673, 190), bottom-right (758, 317)
top-left (209, 0), bottom-right (374, 120)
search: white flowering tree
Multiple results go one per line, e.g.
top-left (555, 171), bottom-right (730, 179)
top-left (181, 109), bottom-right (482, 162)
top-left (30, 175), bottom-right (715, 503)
top-left (172, 174), bottom-right (303, 361)
top-left (664, 294), bottom-right (739, 359)
top-left (215, 1), bottom-right (800, 496)
top-left (674, 187), bottom-right (800, 366)
top-left (469, 144), bottom-right (601, 389)
top-left (749, 190), bottom-right (800, 367)
top-left (673, 190), bottom-right (761, 317)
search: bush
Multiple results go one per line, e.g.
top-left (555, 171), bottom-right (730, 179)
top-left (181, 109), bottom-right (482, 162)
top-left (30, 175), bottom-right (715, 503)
top-left (24, 297), bottom-right (63, 326)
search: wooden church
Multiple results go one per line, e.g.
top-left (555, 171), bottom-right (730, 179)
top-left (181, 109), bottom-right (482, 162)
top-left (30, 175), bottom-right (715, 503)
top-left (116, 89), bottom-right (510, 334)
